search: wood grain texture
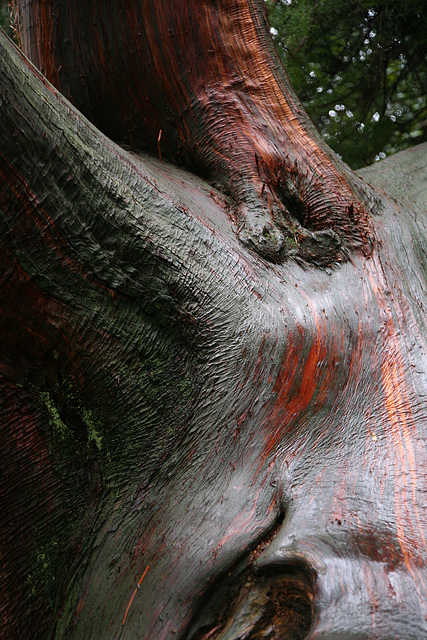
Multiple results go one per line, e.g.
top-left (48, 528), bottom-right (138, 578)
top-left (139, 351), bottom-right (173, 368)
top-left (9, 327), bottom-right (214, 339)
top-left (14, 0), bottom-right (374, 262)
top-left (2, 5), bottom-right (427, 640)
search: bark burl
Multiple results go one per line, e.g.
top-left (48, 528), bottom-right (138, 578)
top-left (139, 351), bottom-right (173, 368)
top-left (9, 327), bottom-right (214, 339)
top-left (1, 1), bottom-right (427, 639)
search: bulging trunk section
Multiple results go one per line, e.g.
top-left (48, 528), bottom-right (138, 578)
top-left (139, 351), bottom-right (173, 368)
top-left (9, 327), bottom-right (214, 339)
top-left (14, 0), bottom-right (374, 263)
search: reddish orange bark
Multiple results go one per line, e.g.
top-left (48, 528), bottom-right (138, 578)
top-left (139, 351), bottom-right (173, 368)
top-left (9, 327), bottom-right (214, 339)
top-left (1, 2), bottom-right (427, 640)
top-left (15, 0), bottom-right (372, 261)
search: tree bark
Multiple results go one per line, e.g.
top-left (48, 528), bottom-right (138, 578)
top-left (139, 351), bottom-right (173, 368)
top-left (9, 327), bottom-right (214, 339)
top-left (1, 2), bottom-right (427, 640)
top-left (14, 0), bottom-right (373, 262)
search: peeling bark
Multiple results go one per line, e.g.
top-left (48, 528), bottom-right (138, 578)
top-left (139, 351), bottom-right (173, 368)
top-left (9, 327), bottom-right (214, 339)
top-left (1, 3), bottom-right (427, 640)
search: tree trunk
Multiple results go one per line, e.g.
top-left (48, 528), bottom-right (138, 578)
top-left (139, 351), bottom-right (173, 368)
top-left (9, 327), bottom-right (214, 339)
top-left (14, 0), bottom-right (373, 262)
top-left (1, 2), bottom-right (427, 639)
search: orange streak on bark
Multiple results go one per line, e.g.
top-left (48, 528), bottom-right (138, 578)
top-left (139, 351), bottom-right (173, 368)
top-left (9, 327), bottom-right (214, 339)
top-left (365, 254), bottom-right (427, 610)
top-left (121, 565), bottom-right (150, 626)
top-left (367, 261), bottom-right (427, 570)
top-left (382, 335), bottom-right (426, 561)
top-left (261, 312), bottom-right (335, 463)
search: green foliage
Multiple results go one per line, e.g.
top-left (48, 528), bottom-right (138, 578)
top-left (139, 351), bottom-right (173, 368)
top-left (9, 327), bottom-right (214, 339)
top-left (0, 1), bottom-right (14, 38)
top-left (268, 0), bottom-right (427, 168)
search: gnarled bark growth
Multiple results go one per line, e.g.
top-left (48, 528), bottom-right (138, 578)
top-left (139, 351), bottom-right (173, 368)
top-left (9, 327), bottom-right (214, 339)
top-left (1, 2), bottom-right (427, 639)
top-left (15, 0), bottom-right (373, 263)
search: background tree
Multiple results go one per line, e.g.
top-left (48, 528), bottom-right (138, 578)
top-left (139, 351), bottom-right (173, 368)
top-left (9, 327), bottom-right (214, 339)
top-left (268, 0), bottom-right (427, 168)
top-left (1, 1), bottom-right (427, 640)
